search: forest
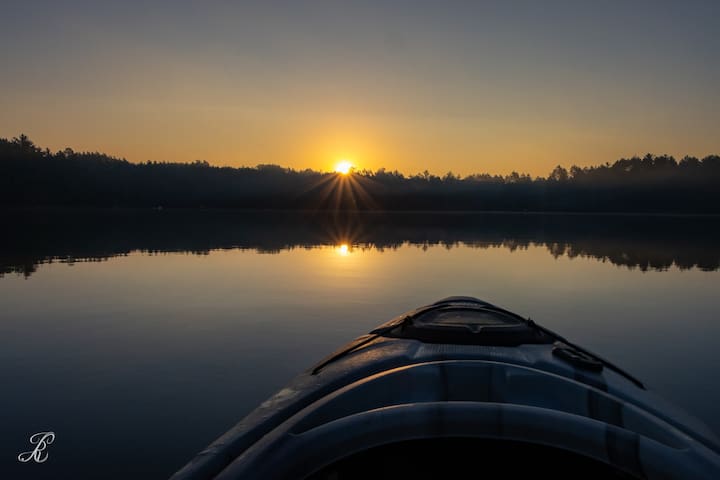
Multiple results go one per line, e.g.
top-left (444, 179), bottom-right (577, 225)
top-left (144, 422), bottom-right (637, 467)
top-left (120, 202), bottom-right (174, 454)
top-left (2, 134), bottom-right (719, 212)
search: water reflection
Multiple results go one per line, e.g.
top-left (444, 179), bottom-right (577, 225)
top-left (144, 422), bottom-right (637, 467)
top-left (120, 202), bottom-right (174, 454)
top-left (1, 210), bottom-right (719, 480)
top-left (1, 209), bottom-right (719, 277)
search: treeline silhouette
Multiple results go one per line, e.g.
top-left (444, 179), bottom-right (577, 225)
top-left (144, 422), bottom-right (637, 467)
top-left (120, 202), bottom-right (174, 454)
top-left (2, 210), bottom-right (719, 277)
top-left (2, 134), bottom-right (720, 212)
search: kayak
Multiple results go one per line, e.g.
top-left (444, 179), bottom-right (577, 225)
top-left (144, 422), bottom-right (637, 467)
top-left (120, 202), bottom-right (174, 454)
top-left (171, 296), bottom-right (720, 479)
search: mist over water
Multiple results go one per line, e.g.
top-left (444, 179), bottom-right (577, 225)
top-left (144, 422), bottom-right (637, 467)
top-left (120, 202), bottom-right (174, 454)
top-left (1, 210), bottom-right (719, 479)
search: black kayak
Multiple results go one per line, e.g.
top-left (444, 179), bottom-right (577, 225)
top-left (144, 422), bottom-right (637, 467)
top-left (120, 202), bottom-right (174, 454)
top-left (171, 297), bottom-right (720, 479)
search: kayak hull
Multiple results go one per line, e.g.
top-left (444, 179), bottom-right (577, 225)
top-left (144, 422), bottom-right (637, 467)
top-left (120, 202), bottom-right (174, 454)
top-left (171, 297), bottom-right (720, 479)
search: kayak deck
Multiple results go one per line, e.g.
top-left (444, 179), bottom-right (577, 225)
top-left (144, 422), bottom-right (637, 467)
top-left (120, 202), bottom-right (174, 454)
top-left (171, 297), bottom-right (720, 480)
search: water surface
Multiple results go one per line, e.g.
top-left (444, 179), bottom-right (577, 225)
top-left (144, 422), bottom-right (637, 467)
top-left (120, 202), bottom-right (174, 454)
top-left (1, 210), bottom-right (719, 479)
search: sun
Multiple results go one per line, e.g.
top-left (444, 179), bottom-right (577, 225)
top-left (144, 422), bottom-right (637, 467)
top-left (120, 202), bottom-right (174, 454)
top-left (334, 160), bottom-right (353, 175)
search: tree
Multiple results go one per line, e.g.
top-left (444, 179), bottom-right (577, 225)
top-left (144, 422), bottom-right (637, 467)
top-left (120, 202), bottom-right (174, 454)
top-left (12, 133), bottom-right (38, 153)
top-left (549, 165), bottom-right (568, 182)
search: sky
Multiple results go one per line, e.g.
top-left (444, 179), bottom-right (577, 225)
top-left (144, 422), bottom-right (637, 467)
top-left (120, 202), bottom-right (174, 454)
top-left (1, 0), bottom-right (718, 176)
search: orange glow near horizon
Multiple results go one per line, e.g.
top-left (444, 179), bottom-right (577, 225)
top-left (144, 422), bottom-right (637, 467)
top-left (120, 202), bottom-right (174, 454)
top-left (2, 4), bottom-right (719, 178)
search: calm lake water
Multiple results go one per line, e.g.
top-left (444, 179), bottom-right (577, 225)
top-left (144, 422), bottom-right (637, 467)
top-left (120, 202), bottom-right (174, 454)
top-left (1, 210), bottom-right (719, 479)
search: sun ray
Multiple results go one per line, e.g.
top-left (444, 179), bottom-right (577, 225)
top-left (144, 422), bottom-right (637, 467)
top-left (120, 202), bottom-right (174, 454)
top-left (346, 174), bottom-right (382, 210)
